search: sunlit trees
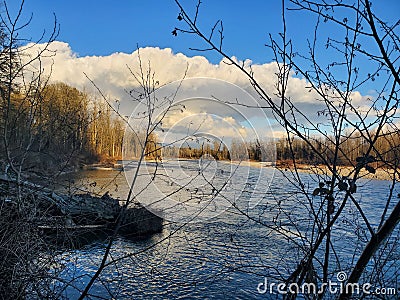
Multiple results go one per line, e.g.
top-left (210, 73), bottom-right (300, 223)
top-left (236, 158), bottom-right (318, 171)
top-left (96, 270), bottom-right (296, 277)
top-left (87, 98), bottom-right (125, 161)
top-left (1, 79), bottom-right (128, 176)
top-left (144, 132), bottom-right (161, 160)
top-left (34, 83), bottom-right (90, 168)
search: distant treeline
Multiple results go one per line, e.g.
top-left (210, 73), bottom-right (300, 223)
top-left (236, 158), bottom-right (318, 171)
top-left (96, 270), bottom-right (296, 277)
top-left (157, 133), bottom-right (400, 167)
top-left (274, 133), bottom-right (400, 166)
top-left (160, 139), bottom-right (276, 162)
top-left (2, 81), bottom-right (399, 174)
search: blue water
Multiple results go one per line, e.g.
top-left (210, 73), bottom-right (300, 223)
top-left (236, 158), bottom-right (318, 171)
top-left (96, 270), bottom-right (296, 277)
top-left (36, 161), bottom-right (400, 299)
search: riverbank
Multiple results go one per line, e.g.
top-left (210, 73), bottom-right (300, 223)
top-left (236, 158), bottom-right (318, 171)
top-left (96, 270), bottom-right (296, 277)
top-left (82, 162), bottom-right (123, 171)
top-left (288, 163), bottom-right (399, 181)
top-left (225, 160), bottom-right (398, 181)
top-left (265, 162), bottom-right (396, 181)
top-left (86, 158), bottom-right (398, 181)
top-left (0, 176), bottom-right (163, 243)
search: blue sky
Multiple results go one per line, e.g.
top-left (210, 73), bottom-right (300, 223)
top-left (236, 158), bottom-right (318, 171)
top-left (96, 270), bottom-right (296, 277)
top-left (8, 0), bottom-right (283, 63)
top-left (8, 0), bottom-right (396, 64)
top-left (7, 0), bottom-right (399, 68)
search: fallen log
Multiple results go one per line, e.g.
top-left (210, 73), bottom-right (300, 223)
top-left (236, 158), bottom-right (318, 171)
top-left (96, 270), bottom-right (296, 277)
top-left (0, 176), bottom-right (163, 243)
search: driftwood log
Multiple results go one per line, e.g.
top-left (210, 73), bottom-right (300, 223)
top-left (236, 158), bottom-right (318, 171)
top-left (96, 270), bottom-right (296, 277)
top-left (0, 175), bottom-right (163, 243)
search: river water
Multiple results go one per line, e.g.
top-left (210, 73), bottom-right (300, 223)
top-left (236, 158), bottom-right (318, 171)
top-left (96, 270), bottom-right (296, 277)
top-left (45, 160), bottom-right (399, 299)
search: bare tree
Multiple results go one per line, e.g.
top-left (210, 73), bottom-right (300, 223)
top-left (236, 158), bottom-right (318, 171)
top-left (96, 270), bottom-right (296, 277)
top-left (174, 0), bottom-right (399, 299)
top-left (0, 0), bottom-right (59, 180)
top-left (0, 0), bottom-right (61, 298)
top-left (75, 54), bottom-right (242, 298)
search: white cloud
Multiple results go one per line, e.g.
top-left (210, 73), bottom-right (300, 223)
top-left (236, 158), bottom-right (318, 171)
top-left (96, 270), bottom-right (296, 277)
top-left (155, 110), bottom-right (251, 145)
top-left (19, 41), bottom-right (378, 140)
top-left (162, 110), bottom-right (249, 138)
top-left (19, 42), bottom-right (299, 105)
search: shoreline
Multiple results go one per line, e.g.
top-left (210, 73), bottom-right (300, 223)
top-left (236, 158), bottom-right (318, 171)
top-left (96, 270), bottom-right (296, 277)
top-left (222, 160), bottom-right (398, 181)
top-left (282, 163), bottom-right (399, 181)
top-left (85, 159), bottom-right (398, 181)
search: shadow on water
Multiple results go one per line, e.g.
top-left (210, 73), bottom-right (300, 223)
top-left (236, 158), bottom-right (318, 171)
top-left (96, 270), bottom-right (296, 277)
top-left (43, 226), bottom-right (164, 251)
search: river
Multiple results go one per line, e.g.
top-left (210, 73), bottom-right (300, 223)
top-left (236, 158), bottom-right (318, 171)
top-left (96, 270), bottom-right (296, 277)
top-left (42, 160), bottom-right (399, 299)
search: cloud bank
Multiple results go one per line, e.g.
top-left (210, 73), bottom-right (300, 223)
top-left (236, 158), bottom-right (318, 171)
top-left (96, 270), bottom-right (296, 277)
top-left (21, 41), bottom-right (319, 103)
top-left (20, 41), bottom-right (373, 139)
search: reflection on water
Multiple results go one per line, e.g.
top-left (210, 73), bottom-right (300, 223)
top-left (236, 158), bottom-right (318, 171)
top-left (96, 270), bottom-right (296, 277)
top-left (47, 161), bottom-right (399, 299)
